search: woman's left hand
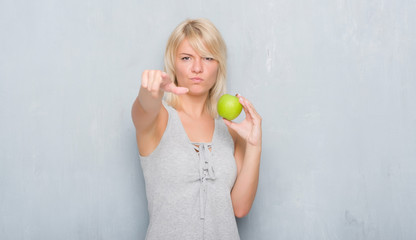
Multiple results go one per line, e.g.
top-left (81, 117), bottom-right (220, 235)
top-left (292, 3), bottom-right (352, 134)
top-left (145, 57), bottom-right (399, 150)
top-left (222, 94), bottom-right (262, 147)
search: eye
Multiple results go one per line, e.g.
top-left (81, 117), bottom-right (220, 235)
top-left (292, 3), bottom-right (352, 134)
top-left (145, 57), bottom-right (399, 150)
top-left (181, 56), bottom-right (191, 61)
top-left (204, 57), bottom-right (215, 61)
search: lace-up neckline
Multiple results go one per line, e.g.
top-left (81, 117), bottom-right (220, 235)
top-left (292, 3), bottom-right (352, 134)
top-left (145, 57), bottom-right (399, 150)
top-left (192, 142), bottom-right (216, 219)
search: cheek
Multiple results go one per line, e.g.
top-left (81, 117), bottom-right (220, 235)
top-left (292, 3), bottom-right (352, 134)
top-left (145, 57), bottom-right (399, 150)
top-left (208, 64), bottom-right (219, 79)
top-left (175, 62), bottom-right (191, 76)
top-left (174, 64), bottom-right (185, 81)
top-left (207, 66), bottom-right (219, 88)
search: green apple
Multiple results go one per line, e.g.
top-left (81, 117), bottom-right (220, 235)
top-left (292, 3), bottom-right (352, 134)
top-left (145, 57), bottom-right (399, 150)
top-left (217, 94), bottom-right (243, 120)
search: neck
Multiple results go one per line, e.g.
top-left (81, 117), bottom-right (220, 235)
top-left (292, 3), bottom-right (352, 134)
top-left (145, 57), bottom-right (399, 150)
top-left (178, 93), bottom-right (209, 118)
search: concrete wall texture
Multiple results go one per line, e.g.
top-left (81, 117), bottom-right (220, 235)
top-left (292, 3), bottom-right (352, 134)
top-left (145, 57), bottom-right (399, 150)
top-left (1, 0), bottom-right (415, 239)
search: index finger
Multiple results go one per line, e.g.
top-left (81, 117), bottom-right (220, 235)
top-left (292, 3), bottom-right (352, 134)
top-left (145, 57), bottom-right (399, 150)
top-left (239, 96), bottom-right (262, 121)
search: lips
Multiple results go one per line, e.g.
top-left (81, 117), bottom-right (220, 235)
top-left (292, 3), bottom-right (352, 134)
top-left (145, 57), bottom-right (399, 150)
top-left (190, 77), bottom-right (203, 83)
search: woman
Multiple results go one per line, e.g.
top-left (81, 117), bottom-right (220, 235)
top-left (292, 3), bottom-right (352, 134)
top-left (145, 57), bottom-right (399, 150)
top-left (132, 18), bottom-right (262, 240)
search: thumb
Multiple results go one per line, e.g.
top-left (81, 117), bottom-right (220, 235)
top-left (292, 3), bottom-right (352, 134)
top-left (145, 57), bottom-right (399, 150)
top-left (161, 72), bottom-right (189, 95)
top-left (161, 72), bottom-right (172, 83)
top-left (170, 84), bottom-right (189, 95)
top-left (222, 118), bottom-right (238, 130)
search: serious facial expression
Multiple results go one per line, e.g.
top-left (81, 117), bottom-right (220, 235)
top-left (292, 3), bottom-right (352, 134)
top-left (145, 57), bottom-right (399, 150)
top-left (174, 38), bottom-right (219, 96)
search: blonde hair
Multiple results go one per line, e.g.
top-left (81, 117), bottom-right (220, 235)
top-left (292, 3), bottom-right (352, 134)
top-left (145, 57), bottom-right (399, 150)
top-left (164, 18), bottom-right (227, 118)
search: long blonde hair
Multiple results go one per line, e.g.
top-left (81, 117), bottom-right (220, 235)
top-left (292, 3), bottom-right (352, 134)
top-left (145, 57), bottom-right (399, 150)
top-left (164, 18), bottom-right (227, 118)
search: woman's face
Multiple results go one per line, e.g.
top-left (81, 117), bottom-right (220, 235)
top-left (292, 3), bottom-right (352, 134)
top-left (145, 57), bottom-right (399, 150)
top-left (174, 38), bottom-right (219, 96)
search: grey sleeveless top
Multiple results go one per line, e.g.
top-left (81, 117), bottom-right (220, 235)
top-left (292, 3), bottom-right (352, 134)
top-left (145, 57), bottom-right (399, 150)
top-left (140, 103), bottom-right (240, 240)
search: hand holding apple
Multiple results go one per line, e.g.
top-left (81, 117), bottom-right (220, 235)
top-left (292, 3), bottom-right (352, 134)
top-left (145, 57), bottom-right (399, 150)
top-left (221, 94), bottom-right (262, 147)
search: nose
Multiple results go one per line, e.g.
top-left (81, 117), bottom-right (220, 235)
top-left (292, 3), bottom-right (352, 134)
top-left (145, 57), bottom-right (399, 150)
top-left (192, 58), bottom-right (203, 73)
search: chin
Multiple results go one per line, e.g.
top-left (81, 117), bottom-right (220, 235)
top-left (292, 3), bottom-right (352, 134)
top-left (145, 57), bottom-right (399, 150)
top-left (188, 87), bottom-right (209, 96)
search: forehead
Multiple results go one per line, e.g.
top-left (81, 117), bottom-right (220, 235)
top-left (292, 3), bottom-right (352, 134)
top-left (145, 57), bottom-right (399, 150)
top-left (177, 39), bottom-right (196, 53)
top-left (177, 38), bottom-right (210, 56)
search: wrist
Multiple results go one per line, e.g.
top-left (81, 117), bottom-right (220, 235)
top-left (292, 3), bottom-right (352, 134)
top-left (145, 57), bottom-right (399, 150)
top-left (245, 142), bottom-right (262, 153)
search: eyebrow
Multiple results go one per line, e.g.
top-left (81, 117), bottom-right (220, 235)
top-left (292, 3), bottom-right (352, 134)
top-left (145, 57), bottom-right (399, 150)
top-left (178, 53), bottom-right (194, 56)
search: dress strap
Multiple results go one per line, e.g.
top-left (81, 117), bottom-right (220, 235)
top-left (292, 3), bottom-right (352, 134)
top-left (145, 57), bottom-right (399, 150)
top-left (162, 101), bottom-right (174, 115)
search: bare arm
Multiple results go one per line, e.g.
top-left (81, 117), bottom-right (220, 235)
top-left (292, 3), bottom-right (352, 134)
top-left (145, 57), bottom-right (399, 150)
top-left (224, 95), bottom-right (262, 218)
top-left (131, 70), bottom-right (188, 155)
